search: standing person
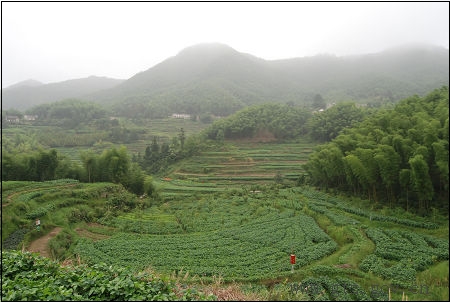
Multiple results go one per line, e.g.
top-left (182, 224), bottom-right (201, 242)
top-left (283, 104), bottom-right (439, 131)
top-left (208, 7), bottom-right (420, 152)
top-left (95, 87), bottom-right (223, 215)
top-left (36, 218), bottom-right (41, 231)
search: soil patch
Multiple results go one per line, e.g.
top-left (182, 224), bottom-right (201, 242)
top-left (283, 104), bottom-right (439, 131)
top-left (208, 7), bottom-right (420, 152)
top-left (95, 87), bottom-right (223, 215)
top-left (27, 227), bottom-right (62, 258)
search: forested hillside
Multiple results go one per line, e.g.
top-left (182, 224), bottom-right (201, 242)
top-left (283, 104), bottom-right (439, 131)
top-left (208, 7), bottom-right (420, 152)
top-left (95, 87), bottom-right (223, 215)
top-left (86, 43), bottom-right (448, 118)
top-left (304, 86), bottom-right (449, 214)
top-left (3, 43), bottom-right (448, 117)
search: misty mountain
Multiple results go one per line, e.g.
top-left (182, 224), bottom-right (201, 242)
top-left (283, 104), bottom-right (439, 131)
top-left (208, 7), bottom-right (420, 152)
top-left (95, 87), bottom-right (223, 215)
top-left (3, 43), bottom-right (448, 116)
top-left (5, 79), bottom-right (44, 90)
top-left (86, 43), bottom-right (286, 114)
top-left (2, 76), bottom-right (125, 111)
top-left (85, 42), bottom-right (448, 118)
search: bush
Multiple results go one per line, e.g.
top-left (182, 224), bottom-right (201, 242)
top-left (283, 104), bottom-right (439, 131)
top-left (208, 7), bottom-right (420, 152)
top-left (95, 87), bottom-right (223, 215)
top-left (48, 229), bottom-right (74, 260)
top-left (1, 250), bottom-right (217, 301)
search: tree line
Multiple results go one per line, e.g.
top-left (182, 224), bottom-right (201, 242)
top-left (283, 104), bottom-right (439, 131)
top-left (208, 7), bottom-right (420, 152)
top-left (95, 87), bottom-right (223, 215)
top-left (1, 146), bottom-right (152, 196)
top-left (1, 128), bottom-right (203, 196)
top-left (203, 102), bottom-right (369, 142)
top-left (304, 86), bottom-right (449, 214)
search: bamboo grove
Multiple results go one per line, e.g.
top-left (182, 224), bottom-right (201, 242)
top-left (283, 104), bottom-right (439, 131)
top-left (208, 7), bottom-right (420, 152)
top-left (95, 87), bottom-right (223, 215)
top-left (304, 86), bottom-right (449, 214)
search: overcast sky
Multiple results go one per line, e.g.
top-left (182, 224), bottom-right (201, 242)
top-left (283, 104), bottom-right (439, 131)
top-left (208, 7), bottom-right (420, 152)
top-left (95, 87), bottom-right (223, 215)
top-left (1, 1), bottom-right (449, 88)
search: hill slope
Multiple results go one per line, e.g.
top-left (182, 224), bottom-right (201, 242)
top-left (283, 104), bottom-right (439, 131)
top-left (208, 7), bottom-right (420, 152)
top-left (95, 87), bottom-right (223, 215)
top-left (2, 76), bottom-right (125, 111)
top-left (3, 43), bottom-right (448, 115)
top-left (88, 43), bottom-right (448, 117)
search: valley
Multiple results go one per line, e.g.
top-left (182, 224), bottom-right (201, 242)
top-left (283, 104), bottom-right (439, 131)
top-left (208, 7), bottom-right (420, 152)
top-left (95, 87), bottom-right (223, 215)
top-left (2, 44), bottom-right (449, 301)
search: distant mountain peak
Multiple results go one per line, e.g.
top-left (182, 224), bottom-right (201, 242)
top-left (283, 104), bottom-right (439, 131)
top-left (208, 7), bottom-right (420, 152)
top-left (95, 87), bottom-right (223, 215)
top-left (176, 43), bottom-right (238, 57)
top-left (5, 79), bottom-right (43, 90)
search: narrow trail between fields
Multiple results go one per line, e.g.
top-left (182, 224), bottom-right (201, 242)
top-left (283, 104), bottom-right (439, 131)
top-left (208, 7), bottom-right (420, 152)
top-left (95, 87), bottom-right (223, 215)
top-left (27, 227), bottom-right (62, 258)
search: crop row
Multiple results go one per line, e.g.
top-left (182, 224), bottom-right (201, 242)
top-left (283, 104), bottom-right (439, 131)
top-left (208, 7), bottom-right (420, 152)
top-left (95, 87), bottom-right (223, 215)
top-left (75, 209), bottom-right (337, 281)
top-left (300, 188), bottom-right (438, 229)
top-left (360, 228), bottom-right (449, 286)
top-left (291, 276), bottom-right (373, 301)
top-left (307, 202), bottom-right (360, 226)
top-left (1, 179), bottom-right (79, 192)
top-left (111, 216), bottom-right (182, 235)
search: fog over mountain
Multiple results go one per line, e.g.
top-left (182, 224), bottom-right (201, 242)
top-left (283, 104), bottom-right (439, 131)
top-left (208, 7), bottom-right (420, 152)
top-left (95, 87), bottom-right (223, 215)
top-left (2, 76), bottom-right (125, 111)
top-left (2, 43), bottom-right (448, 115)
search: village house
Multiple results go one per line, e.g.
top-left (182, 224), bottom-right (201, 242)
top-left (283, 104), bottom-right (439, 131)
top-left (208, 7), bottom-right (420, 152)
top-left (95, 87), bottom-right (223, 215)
top-left (5, 115), bottom-right (20, 123)
top-left (171, 113), bottom-right (191, 119)
top-left (23, 115), bottom-right (38, 121)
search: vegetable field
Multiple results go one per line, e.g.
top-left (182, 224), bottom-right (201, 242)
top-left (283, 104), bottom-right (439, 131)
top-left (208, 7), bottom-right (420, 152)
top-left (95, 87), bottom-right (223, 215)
top-left (1, 140), bottom-right (449, 301)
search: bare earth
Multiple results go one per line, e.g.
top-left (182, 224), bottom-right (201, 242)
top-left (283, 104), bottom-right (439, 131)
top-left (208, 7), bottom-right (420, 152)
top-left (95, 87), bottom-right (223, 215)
top-left (27, 227), bottom-right (62, 258)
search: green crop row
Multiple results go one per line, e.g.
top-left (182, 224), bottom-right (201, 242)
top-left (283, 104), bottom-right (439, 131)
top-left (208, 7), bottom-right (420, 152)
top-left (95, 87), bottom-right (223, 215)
top-left (74, 209), bottom-right (337, 281)
top-left (300, 188), bottom-right (438, 229)
top-left (291, 276), bottom-right (373, 301)
top-left (360, 228), bottom-right (449, 287)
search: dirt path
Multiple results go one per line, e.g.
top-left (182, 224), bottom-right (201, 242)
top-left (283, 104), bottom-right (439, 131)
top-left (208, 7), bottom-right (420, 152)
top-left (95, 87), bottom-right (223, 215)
top-left (27, 227), bottom-right (62, 258)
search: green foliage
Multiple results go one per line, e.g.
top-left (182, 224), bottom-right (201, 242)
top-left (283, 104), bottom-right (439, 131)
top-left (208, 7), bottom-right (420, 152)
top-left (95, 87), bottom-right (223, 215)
top-left (2, 228), bottom-right (29, 250)
top-left (360, 228), bottom-right (449, 287)
top-left (204, 103), bottom-right (311, 140)
top-left (292, 276), bottom-right (371, 301)
top-left (304, 86), bottom-right (449, 213)
top-left (79, 145), bottom-right (151, 194)
top-left (1, 250), bottom-right (216, 301)
top-left (68, 205), bottom-right (95, 223)
top-left (308, 102), bottom-right (368, 142)
top-left (2, 148), bottom-right (59, 181)
top-left (27, 99), bottom-right (107, 129)
top-left (1, 180), bottom-right (448, 299)
top-left (48, 229), bottom-right (75, 260)
top-left (1, 180), bottom-right (143, 246)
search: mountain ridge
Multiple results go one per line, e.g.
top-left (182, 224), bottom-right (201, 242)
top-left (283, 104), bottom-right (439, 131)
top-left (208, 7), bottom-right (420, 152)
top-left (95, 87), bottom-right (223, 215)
top-left (2, 43), bottom-right (448, 113)
top-left (2, 76), bottom-right (125, 111)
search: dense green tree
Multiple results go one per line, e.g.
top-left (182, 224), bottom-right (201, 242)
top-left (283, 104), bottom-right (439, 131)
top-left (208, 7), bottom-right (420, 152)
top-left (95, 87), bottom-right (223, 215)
top-left (374, 145), bottom-right (401, 204)
top-left (121, 162), bottom-right (146, 195)
top-left (343, 154), bottom-right (371, 198)
top-left (36, 149), bottom-right (58, 181)
top-left (431, 140), bottom-right (449, 199)
top-left (28, 99), bottom-right (107, 129)
top-left (1, 153), bottom-right (26, 180)
top-left (304, 144), bottom-right (345, 190)
top-left (409, 154), bottom-right (434, 212)
top-left (178, 128), bottom-right (186, 149)
top-left (55, 156), bottom-right (84, 180)
top-left (204, 103), bottom-right (311, 141)
top-left (304, 86), bottom-right (449, 214)
top-left (80, 151), bottom-right (97, 183)
top-left (399, 169), bottom-right (412, 211)
top-left (307, 102), bottom-right (367, 142)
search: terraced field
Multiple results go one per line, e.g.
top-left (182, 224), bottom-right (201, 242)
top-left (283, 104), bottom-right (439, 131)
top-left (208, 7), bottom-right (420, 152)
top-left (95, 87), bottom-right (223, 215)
top-left (155, 141), bottom-right (313, 199)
